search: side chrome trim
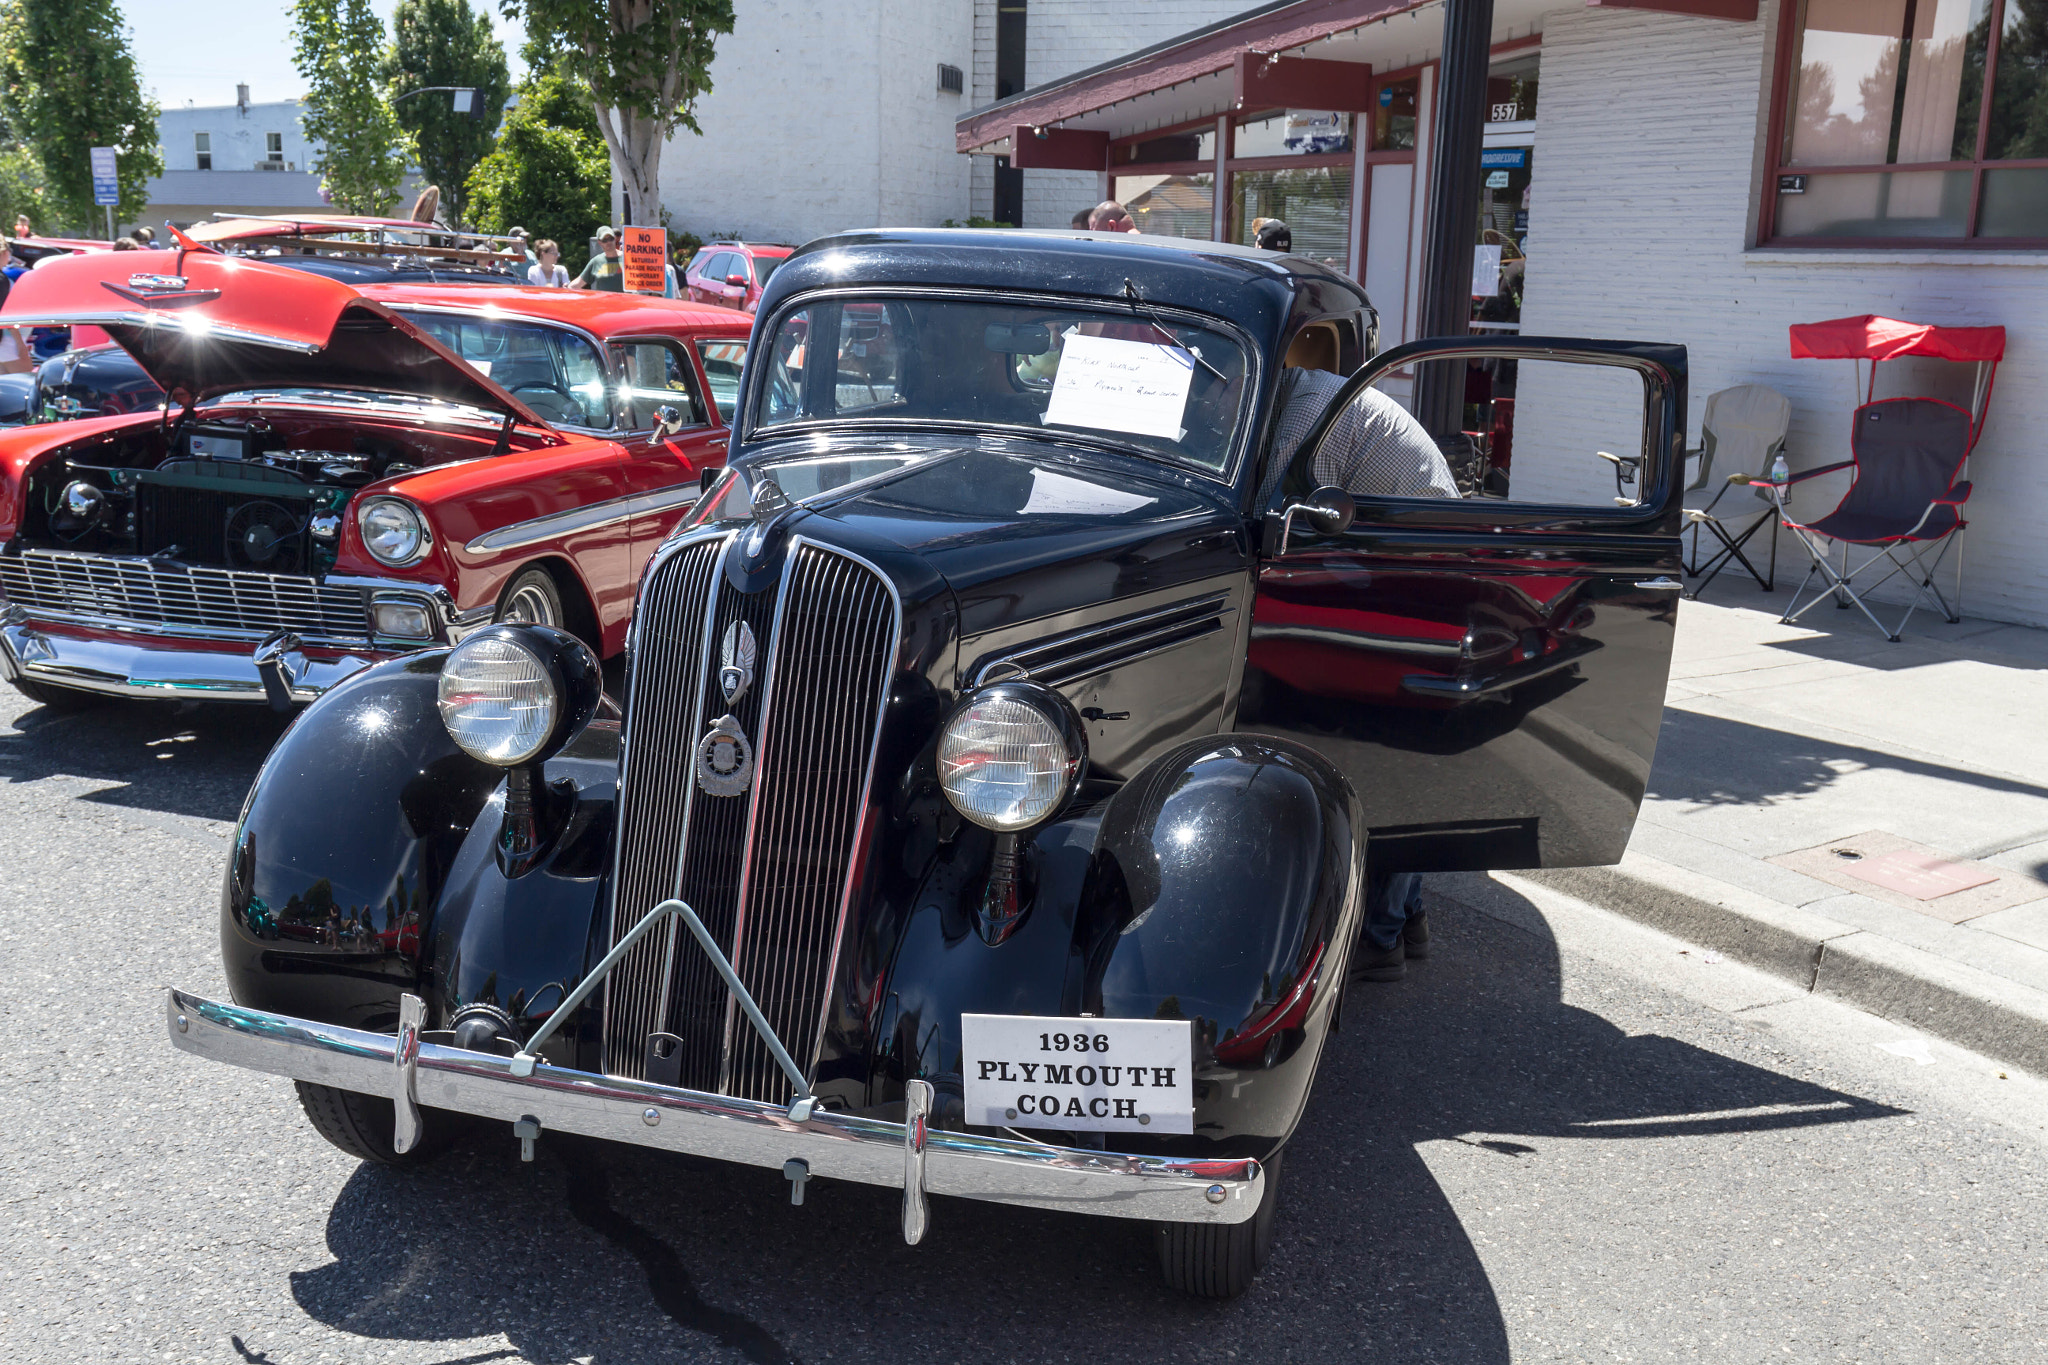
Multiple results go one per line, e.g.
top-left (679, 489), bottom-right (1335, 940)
top-left (166, 987), bottom-right (1264, 1225)
top-left (464, 482), bottom-right (702, 555)
top-left (969, 591), bottom-right (1233, 688)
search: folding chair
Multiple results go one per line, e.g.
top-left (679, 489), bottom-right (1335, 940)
top-left (1763, 316), bottom-right (2005, 642)
top-left (1680, 384), bottom-right (1792, 597)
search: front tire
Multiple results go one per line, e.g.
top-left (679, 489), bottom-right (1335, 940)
top-left (1156, 1152), bottom-right (1284, 1299)
top-left (495, 566), bottom-right (564, 630)
top-left (295, 1081), bottom-right (461, 1167)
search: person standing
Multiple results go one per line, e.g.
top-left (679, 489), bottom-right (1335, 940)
top-left (1087, 201), bottom-right (1139, 233)
top-left (526, 240), bottom-right (569, 287)
top-left (0, 241), bottom-right (22, 375)
top-left (571, 227), bottom-right (625, 291)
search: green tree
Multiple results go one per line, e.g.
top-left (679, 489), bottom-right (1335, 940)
top-left (501, 0), bottom-right (735, 226)
top-left (384, 0), bottom-right (509, 227)
top-left (0, 0), bottom-right (161, 233)
top-left (464, 72), bottom-right (608, 256)
top-left (292, 0), bottom-right (412, 216)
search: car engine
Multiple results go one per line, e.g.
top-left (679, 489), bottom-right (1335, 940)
top-left (24, 422), bottom-right (416, 577)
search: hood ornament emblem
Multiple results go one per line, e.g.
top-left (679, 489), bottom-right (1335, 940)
top-left (719, 619), bottom-right (756, 705)
top-left (695, 712), bottom-right (755, 797)
top-left (698, 620), bottom-right (760, 797)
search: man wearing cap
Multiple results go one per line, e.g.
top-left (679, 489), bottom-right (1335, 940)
top-left (572, 227), bottom-right (625, 291)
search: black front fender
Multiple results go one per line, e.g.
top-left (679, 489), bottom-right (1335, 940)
top-left (222, 652), bottom-right (500, 1031)
top-left (1078, 735), bottom-right (1364, 1154)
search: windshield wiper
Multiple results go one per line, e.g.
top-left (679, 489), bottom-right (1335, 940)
top-left (1122, 279), bottom-right (1228, 384)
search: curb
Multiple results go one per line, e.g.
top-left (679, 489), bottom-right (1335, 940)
top-left (1510, 852), bottom-right (2048, 1077)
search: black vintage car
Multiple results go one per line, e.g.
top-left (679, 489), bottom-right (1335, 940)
top-left (167, 229), bottom-right (1686, 1298)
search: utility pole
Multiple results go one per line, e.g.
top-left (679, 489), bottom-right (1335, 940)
top-left (1411, 0), bottom-right (1496, 444)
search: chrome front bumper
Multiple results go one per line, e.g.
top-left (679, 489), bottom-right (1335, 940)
top-left (0, 617), bottom-right (384, 702)
top-left (165, 988), bottom-right (1263, 1228)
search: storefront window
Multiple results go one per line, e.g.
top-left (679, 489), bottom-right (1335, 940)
top-left (1116, 173), bottom-right (1216, 240)
top-left (1372, 78), bottom-right (1418, 150)
top-left (1115, 127), bottom-right (1216, 165)
top-left (1232, 166), bottom-right (1351, 269)
top-left (1235, 110), bottom-right (1352, 158)
top-left (1770, 0), bottom-right (2046, 243)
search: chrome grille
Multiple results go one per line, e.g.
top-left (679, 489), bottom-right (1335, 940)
top-left (602, 535), bottom-right (899, 1101)
top-left (0, 549), bottom-right (370, 642)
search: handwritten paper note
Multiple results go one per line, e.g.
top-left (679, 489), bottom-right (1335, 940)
top-left (1042, 332), bottom-right (1194, 441)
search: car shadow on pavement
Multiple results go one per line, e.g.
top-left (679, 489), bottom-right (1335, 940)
top-left (281, 884), bottom-right (1905, 1365)
top-left (1647, 706), bottom-right (2048, 811)
top-left (0, 695), bottom-right (288, 824)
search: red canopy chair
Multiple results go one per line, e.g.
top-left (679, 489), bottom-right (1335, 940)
top-left (1757, 316), bottom-right (2004, 642)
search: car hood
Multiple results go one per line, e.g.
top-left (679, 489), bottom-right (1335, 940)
top-left (0, 247), bottom-right (552, 426)
top-left (775, 439), bottom-right (1244, 638)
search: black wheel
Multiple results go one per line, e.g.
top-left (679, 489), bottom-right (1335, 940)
top-left (1156, 1152), bottom-right (1284, 1299)
top-left (495, 566), bottom-right (564, 630)
top-left (294, 1081), bottom-right (462, 1167)
top-left (8, 677), bottom-right (104, 710)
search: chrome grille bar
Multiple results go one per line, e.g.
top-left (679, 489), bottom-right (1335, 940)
top-left (600, 536), bottom-right (725, 1079)
top-left (600, 534), bottom-right (900, 1102)
top-left (0, 549), bottom-right (370, 642)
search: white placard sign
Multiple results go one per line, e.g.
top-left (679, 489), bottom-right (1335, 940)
top-left (1471, 243), bottom-right (1503, 299)
top-left (1041, 332), bottom-right (1194, 441)
top-left (962, 1013), bottom-right (1194, 1134)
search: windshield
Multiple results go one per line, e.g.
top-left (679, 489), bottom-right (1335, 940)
top-left (750, 296), bottom-right (1250, 474)
top-left (400, 310), bottom-right (612, 429)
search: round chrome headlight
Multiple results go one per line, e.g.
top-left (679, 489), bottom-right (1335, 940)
top-left (437, 632), bottom-right (560, 765)
top-left (937, 683), bottom-right (1085, 832)
top-left (358, 497), bottom-right (430, 567)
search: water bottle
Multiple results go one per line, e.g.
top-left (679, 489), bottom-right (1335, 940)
top-left (1769, 453), bottom-right (1789, 500)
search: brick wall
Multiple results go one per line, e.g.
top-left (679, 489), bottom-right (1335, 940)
top-left (1514, 0), bottom-right (2048, 627)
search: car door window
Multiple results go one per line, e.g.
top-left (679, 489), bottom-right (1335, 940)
top-left (611, 339), bottom-right (708, 430)
top-left (695, 339), bottom-right (747, 422)
top-left (1270, 356), bottom-right (1648, 512)
top-left (702, 252), bottom-right (736, 284)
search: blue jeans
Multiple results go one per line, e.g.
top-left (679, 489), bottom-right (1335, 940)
top-left (1365, 873), bottom-right (1423, 951)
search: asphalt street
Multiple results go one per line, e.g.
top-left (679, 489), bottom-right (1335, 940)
top-left (2, 689), bottom-right (2044, 1364)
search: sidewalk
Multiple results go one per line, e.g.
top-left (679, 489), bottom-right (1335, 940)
top-left (1517, 572), bottom-right (2048, 1076)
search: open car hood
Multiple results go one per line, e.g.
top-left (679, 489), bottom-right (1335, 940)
top-left (0, 246), bottom-right (552, 427)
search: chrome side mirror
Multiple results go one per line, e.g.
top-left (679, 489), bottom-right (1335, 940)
top-left (653, 404), bottom-right (686, 439)
top-left (1277, 485), bottom-right (1356, 555)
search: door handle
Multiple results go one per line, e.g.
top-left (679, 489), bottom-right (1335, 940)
top-left (1634, 577), bottom-right (1683, 591)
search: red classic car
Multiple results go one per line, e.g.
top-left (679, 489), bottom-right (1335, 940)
top-left (682, 240), bottom-right (792, 313)
top-left (0, 244), bottom-right (751, 708)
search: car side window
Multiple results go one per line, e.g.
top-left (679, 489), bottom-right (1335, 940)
top-left (1271, 357), bottom-right (1650, 511)
top-left (835, 303), bottom-right (903, 414)
top-left (694, 339), bottom-right (747, 423)
top-left (702, 252), bottom-right (735, 282)
top-left (611, 339), bottom-right (707, 430)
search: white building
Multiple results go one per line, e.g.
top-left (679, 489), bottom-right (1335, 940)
top-left (655, 1), bottom-right (1259, 246)
top-left (140, 88), bottom-right (327, 230)
top-left (954, 0), bottom-right (2048, 632)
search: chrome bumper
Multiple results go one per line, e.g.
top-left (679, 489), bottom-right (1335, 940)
top-left (0, 618), bottom-right (383, 702)
top-left (165, 988), bottom-right (1263, 1227)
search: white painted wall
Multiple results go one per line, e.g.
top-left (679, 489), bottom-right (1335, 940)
top-left (157, 99), bottom-right (316, 173)
top-left (1514, 0), bottom-right (2048, 627)
top-left (657, 0), bottom-right (975, 246)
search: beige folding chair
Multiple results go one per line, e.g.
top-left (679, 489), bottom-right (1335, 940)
top-left (1681, 384), bottom-right (1792, 596)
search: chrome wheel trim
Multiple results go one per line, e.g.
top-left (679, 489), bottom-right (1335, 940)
top-left (502, 582), bottom-right (559, 627)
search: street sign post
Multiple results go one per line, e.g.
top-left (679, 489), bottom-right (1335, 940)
top-left (90, 146), bottom-right (118, 240)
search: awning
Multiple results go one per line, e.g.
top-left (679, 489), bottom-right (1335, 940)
top-left (1790, 315), bottom-right (2007, 364)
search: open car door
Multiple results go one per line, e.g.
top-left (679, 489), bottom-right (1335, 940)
top-left (1238, 338), bottom-right (1687, 874)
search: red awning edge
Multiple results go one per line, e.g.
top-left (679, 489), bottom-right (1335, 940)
top-left (1790, 315), bottom-right (2007, 364)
